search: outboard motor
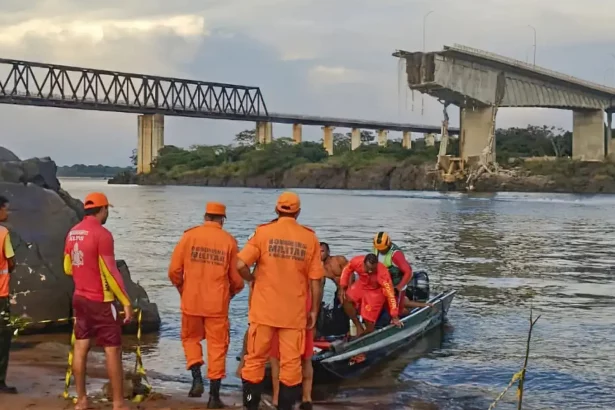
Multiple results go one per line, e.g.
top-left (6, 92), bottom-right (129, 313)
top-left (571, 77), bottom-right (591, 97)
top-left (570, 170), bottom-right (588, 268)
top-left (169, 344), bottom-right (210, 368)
top-left (406, 270), bottom-right (430, 302)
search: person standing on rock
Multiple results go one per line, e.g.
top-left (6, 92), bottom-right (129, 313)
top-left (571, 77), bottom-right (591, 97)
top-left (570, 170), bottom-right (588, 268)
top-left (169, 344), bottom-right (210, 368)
top-left (63, 192), bottom-right (133, 410)
top-left (0, 195), bottom-right (17, 395)
top-left (168, 202), bottom-right (244, 408)
top-left (237, 191), bottom-right (324, 410)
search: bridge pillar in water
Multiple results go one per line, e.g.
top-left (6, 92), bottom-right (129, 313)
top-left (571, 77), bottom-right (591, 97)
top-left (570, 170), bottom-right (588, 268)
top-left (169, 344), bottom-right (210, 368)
top-left (322, 126), bottom-right (335, 155)
top-left (424, 133), bottom-right (435, 147)
top-left (459, 106), bottom-right (495, 160)
top-left (351, 128), bottom-right (361, 150)
top-left (402, 131), bottom-right (412, 149)
top-left (572, 109), bottom-right (605, 161)
top-left (137, 114), bottom-right (164, 174)
top-left (256, 121), bottom-right (273, 144)
top-left (377, 130), bottom-right (388, 147)
top-left (292, 124), bottom-right (302, 143)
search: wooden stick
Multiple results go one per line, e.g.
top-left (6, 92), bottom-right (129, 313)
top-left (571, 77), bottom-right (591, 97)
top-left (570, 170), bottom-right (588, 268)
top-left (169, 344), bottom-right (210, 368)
top-left (517, 308), bottom-right (541, 410)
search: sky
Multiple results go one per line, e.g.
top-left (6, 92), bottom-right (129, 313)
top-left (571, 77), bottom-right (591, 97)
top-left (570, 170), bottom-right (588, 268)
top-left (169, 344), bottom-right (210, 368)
top-left (0, 0), bottom-right (614, 166)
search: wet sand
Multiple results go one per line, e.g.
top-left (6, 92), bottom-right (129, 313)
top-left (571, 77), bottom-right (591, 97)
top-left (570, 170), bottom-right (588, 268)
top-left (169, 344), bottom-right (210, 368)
top-left (4, 341), bottom-right (429, 410)
top-left (4, 342), bottom-right (246, 410)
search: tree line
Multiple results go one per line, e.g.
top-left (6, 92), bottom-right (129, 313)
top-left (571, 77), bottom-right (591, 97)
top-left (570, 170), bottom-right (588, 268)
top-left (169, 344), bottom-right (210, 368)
top-left (138, 125), bottom-right (574, 177)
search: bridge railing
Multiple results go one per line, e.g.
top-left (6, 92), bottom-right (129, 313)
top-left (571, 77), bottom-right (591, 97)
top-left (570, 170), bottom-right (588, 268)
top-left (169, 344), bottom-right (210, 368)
top-left (0, 58), bottom-right (269, 118)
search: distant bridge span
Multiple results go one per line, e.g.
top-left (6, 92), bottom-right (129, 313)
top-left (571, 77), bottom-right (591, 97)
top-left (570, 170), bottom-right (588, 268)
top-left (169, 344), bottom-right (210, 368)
top-left (0, 58), bottom-right (453, 170)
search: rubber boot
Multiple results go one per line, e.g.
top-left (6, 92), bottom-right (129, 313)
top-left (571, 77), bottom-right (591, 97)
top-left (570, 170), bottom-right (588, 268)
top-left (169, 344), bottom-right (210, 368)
top-left (242, 379), bottom-right (263, 410)
top-left (277, 383), bottom-right (301, 410)
top-left (188, 364), bottom-right (204, 398)
top-left (207, 379), bottom-right (225, 409)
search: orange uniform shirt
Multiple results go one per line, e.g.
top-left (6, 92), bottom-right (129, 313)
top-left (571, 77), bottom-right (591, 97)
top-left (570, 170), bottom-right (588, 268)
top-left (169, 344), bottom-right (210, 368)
top-left (340, 255), bottom-right (399, 317)
top-left (169, 221), bottom-right (244, 317)
top-left (63, 216), bottom-right (130, 306)
top-left (0, 226), bottom-right (11, 297)
top-left (238, 217), bottom-right (324, 329)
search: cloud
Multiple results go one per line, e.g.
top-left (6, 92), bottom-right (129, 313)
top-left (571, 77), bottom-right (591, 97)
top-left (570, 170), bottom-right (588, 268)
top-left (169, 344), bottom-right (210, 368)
top-left (0, 0), bottom-right (613, 165)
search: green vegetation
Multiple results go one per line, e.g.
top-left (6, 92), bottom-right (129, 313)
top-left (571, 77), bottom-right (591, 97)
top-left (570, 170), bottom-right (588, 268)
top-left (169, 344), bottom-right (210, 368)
top-left (58, 164), bottom-right (134, 178)
top-left (145, 125), bottom-right (575, 179)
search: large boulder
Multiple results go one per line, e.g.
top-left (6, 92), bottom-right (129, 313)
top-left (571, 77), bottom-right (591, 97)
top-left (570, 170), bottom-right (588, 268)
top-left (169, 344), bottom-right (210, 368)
top-left (0, 148), bottom-right (160, 334)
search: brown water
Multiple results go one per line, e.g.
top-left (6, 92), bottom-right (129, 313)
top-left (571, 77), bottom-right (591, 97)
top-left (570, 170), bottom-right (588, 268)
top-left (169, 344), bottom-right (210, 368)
top-left (52, 178), bottom-right (615, 409)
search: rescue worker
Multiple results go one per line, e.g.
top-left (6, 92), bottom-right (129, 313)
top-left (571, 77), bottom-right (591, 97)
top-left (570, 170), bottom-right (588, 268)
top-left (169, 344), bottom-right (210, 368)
top-left (340, 254), bottom-right (402, 336)
top-left (237, 191), bottom-right (324, 410)
top-left (64, 192), bottom-right (133, 410)
top-left (270, 287), bottom-right (314, 410)
top-left (0, 196), bottom-right (17, 395)
top-left (168, 202), bottom-right (244, 408)
top-left (372, 232), bottom-right (413, 305)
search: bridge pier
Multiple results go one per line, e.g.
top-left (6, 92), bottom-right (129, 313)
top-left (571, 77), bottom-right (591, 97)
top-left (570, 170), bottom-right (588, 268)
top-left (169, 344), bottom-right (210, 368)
top-left (256, 121), bottom-right (273, 144)
top-left (292, 124), bottom-right (302, 143)
top-left (322, 126), bottom-right (334, 155)
top-left (377, 130), bottom-right (388, 147)
top-left (402, 131), bottom-right (412, 149)
top-left (351, 128), bottom-right (361, 150)
top-left (572, 109), bottom-right (605, 161)
top-left (137, 114), bottom-right (164, 174)
top-left (459, 106), bottom-right (495, 161)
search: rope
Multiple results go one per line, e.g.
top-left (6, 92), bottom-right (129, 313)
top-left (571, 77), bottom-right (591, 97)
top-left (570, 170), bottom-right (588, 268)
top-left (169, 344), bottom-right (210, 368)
top-left (487, 369), bottom-right (524, 410)
top-left (61, 308), bottom-right (152, 404)
top-left (7, 308), bottom-right (151, 404)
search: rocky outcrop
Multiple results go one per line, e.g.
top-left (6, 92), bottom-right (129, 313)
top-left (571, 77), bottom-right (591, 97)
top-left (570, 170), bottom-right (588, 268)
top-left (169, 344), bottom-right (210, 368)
top-left (109, 158), bottom-right (615, 194)
top-left (0, 148), bottom-right (160, 334)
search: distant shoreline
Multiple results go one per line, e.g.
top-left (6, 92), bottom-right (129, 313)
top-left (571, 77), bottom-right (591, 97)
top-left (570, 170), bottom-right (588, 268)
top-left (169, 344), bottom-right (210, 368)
top-left (107, 160), bottom-right (615, 195)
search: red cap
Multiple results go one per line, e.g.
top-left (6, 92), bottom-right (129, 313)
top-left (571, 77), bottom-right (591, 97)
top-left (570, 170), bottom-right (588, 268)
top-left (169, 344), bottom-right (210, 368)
top-left (84, 192), bottom-right (112, 210)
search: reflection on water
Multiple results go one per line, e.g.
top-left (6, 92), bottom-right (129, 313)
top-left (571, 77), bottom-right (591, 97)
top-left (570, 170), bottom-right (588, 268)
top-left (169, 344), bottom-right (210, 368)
top-left (42, 179), bottom-right (615, 409)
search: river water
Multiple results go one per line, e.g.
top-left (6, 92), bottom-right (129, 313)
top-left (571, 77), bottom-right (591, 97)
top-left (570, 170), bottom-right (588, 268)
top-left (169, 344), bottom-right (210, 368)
top-left (55, 178), bottom-right (615, 409)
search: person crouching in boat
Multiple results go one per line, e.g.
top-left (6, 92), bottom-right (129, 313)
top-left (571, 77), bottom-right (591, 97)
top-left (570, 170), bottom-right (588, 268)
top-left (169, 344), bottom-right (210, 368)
top-left (372, 232), bottom-right (432, 316)
top-left (340, 254), bottom-right (402, 336)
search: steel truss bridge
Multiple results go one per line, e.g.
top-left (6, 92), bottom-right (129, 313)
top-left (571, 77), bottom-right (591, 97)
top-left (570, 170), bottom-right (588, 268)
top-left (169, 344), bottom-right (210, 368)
top-left (0, 57), bottom-right (455, 134)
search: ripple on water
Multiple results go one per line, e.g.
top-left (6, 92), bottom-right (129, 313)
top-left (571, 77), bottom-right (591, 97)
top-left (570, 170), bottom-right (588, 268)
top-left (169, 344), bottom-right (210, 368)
top-left (56, 180), bottom-right (615, 409)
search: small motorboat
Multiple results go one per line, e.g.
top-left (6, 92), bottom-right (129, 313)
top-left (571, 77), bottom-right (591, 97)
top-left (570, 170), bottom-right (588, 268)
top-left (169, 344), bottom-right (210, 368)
top-left (310, 289), bottom-right (456, 383)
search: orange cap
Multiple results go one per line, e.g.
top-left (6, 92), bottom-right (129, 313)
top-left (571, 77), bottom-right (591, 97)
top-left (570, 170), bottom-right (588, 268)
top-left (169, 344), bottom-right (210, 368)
top-left (276, 191), bottom-right (301, 214)
top-left (83, 192), bottom-right (112, 210)
top-left (205, 202), bottom-right (226, 216)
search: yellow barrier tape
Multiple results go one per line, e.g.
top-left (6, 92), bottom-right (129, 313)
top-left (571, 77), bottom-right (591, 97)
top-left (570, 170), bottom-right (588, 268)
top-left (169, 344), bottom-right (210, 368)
top-left (487, 369), bottom-right (524, 410)
top-left (12, 308), bottom-right (153, 404)
top-left (61, 308), bottom-right (152, 404)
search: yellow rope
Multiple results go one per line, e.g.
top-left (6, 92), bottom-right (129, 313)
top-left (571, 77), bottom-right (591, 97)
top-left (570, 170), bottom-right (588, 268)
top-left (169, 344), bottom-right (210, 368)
top-left (11, 308), bottom-right (154, 404)
top-left (487, 370), bottom-right (524, 410)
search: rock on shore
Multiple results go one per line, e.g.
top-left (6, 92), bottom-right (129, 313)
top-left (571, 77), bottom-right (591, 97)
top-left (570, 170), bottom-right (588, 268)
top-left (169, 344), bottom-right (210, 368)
top-left (0, 147), bottom-right (160, 334)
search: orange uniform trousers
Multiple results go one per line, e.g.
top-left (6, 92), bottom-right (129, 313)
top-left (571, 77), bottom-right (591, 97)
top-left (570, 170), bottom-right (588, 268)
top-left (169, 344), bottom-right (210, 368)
top-left (181, 314), bottom-right (229, 380)
top-left (241, 323), bottom-right (305, 386)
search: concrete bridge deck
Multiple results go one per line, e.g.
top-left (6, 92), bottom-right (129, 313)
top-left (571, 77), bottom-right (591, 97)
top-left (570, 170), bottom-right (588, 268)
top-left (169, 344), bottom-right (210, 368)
top-left (394, 44), bottom-right (615, 162)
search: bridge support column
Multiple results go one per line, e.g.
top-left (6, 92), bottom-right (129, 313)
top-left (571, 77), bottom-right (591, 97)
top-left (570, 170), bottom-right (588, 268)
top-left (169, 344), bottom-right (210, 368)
top-left (459, 106), bottom-right (495, 160)
top-left (292, 124), bottom-right (302, 143)
top-left (377, 130), bottom-right (388, 147)
top-left (607, 112), bottom-right (615, 158)
top-left (322, 126), bottom-right (334, 155)
top-left (137, 114), bottom-right (164, 174)
top-left (256, 121), bottom-right (273, 144)
top-left (572, 109), bottom-right (605, 161)
top-left (424, 133), bottom-right (435, 147)
top-left (351, 128), bottom-right (361, 150)
top-left (402, 131), bottom-right (412, 149)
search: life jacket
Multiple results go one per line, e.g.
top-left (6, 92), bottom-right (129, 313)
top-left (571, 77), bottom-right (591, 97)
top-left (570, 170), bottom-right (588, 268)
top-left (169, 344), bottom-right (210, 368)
top-left (373, 242), bottom-right (403, 286)
top-left (0, 226), bottom-right (10, 298)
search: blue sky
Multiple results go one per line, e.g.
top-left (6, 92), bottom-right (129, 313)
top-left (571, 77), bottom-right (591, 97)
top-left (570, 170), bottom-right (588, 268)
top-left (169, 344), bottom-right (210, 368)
top-left (0, 0), bottom-right (614, 165)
